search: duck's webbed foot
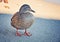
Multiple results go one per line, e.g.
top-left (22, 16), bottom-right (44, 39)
top-left (16, 28), bottom-right (22, 36)
top-left (24, 29), bottom-right (32, 36)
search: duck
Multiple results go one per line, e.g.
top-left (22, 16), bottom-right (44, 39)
top-left (11, 4), bottom-right (35, 36)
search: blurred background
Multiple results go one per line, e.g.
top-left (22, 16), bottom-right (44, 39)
top-left (0, 0), bottom-right (60, 20)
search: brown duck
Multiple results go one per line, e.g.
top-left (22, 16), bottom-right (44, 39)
top-left (11, 4), bottom-right (35, 36)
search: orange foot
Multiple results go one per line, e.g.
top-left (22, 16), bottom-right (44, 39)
top-left (16, 32), bottom-right (22, 36)
top-left (24, 32), bottom-right (32, 36)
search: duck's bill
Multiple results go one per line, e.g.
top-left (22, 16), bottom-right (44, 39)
top-left (31, 10), bottom-right (35, 13)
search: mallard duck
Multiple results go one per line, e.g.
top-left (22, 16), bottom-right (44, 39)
top-left (11, 4), bottom-right (35, 36)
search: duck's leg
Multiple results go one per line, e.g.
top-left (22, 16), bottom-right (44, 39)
top-left (24, 29), bottom-right (32, 36)
top-left (16, 28), bottom-right (22, 36)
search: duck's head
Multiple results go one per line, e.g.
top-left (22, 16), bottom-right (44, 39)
top-left (19, 4), bottom-right (35, 13)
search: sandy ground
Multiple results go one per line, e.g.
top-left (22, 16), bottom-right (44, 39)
top-left (0, 0), bottom-right (60, 20)
top-left (0, 14), bottom-right (60, 42)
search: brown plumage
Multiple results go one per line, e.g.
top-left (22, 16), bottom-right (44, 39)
top-left (11, 4), bottom-right (35, 36)
top-left (11, 12), bottom-right (34, 30)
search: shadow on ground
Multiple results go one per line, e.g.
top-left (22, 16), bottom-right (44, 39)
top-left (0, 14), bottom-right (60, 42)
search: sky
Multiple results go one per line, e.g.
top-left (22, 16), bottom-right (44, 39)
top-left (0, 0), bottom-right (60, 20)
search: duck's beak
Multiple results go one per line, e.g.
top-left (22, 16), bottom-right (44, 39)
top-left (30, 9), bottom-right (35, 13)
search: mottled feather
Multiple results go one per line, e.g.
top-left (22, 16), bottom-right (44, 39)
top-left (11, 12), bottom-right (34, 30)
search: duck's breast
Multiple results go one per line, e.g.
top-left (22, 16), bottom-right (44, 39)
top-left (20, 13), bottom-right (35, 29)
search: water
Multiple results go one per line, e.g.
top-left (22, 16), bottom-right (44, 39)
top-left (0, 14), bottom-right (60, 42)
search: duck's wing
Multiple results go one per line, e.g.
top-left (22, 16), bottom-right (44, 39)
top-left (11, 12), bottom-right (19, 21)
top-left (11, 12), bottom-right (20, 28)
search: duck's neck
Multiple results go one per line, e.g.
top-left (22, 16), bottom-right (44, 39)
top-left (20, 11), bottom-right (31, 14)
